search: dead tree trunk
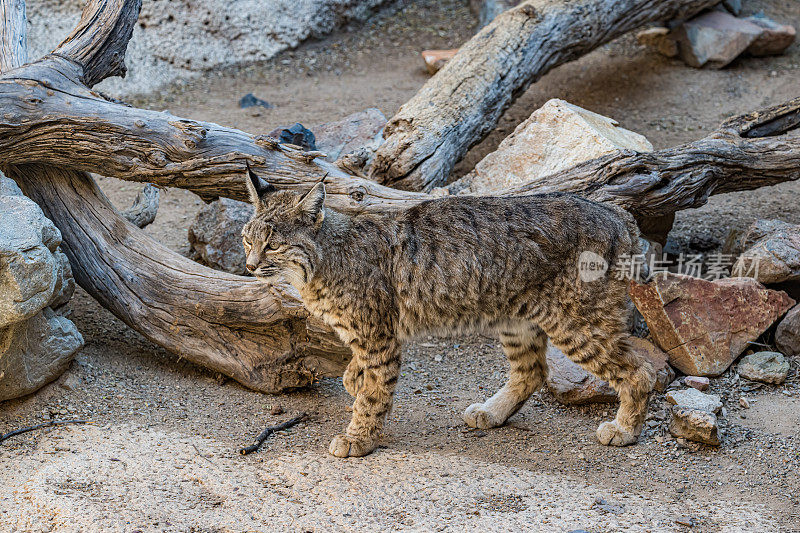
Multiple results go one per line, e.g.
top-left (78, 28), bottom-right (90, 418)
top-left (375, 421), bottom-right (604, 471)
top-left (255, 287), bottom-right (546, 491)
top-left (0, 0), bottom-right (799, 393)
top-left (369, 0), bottom-right (720, 191)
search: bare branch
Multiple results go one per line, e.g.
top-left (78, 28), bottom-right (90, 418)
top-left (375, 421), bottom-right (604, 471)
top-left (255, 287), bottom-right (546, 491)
top-left (53, 0), bottom-right (142, 87)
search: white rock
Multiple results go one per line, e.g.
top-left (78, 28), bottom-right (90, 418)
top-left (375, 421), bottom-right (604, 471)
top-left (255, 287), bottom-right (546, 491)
top-left (665, 388), bottom-right (722, 414)
top-left (451, 99), bottom-right (653, 194)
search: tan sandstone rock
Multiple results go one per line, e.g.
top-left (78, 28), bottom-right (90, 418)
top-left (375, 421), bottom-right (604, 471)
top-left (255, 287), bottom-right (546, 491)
top-left (629, 273), bottom-right (795, 377)
top-left (669, 406), bottom-right (720, 445)
top-left (450, 99), bottom-right (653, 195)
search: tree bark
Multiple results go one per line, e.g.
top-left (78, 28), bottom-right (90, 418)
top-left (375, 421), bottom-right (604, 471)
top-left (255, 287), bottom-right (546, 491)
top-left (369, 0), bottom-right (720, 192)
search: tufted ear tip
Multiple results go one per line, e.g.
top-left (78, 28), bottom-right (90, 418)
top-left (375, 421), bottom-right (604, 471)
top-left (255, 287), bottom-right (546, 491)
top-left (244, 162), bottom-right (275, 203)
top-left (297, 181), bottom-right (326, 218)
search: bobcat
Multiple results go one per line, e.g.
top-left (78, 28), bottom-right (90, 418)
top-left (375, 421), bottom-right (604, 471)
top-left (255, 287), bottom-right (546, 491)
top-left (242, 167), bottom-right (654, 458)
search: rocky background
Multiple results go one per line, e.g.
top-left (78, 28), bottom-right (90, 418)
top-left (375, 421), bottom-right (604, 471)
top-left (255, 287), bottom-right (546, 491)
top-left (27, 0), bottom-right (390, 97)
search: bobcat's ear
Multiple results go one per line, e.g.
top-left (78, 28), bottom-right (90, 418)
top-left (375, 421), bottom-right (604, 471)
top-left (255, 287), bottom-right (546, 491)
top-left (297, 181), bottom-right (326, 224)
top-left (244, 163), bottom-right (275, 205)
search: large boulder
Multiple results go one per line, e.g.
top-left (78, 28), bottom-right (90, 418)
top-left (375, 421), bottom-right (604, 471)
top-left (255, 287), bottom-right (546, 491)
top-left (0, 191), bottom-right (63, 326)
top-left (630, 273), bottom-right (795, 376)
top-left (0, 175), bottom-right (82, 401)
top-left (188, 198), bottom-right (253, 275)
top-left (731, 220), bottom-right (800, 284)
top-left (449, 99), bottom-right (653, 195)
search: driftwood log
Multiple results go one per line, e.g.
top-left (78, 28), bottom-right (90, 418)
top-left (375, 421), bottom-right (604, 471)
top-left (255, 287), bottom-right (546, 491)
top-left (369, 0), bottom-right (721, 191)
top-left (0, 0), bottom-right (799, 393)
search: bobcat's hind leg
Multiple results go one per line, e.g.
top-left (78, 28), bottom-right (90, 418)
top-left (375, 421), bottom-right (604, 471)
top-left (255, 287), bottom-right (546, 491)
top-left (547, 312), bottom-right (654, 446)
top-left (330, 336), bottom-right (401, 458)
top-left (464, 323), bottom-right (547, 429)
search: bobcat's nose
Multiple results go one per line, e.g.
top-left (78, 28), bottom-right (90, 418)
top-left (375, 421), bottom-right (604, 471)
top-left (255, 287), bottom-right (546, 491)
top-left (246, 263), bottom-right (257, 272)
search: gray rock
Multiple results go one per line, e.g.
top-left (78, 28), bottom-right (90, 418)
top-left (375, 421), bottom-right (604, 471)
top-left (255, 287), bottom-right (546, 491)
top-left (731, 219), bottom-right (800, 284)
top-left (776, 304), bottom-right (800, 357)
top-left (313, 108), bottom-right (387, 162)
top-left (189, 198), bottom-right (253, 275)
top-left (545, 344), bottom-right (617, 405)
top-left (745, 15), bottom-right (796, 57)
top-left (673, 11), bottom-right (763, 68)
top-left (669, 405), bottom-right (720, 445)
top-left (738, 351), bottom-right (790, 384)
top-left (0, 308), bottom-right (83, 401)
top-left (0, 185), bottom-right (63, 327)
top-left (665, 388), bottom-right (722, 414)
top-left (48, 250), bottom-right (76, 310)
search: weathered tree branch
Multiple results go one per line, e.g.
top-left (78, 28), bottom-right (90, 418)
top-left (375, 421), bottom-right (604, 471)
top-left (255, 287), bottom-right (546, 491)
top-left (369, 0), bottom-right (720, 191)
top-left (0, 59), bottom-right (797, 219)
top-left (53, 0), bottom-right (141, 87)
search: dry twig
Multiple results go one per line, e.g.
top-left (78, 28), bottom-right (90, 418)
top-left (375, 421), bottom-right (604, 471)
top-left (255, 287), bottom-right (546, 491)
top-left (0, 419), bottom-right (88, 444)
top-left (239, 412), bottom-right (307, 455)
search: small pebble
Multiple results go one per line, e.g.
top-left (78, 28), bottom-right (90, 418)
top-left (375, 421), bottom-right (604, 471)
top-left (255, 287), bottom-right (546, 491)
top-left (271, 405), bottom-right (284, 415)
top-left (739, 397), bottom-right (750, 409)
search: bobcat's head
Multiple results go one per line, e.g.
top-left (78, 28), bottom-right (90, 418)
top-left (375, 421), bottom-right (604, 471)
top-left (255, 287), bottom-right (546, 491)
top-left (241, 165), bottom-right (325, 286)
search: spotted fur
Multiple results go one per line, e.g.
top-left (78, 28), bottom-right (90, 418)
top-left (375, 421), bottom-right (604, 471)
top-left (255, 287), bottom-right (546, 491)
top-left (242, 169), bottom-right (654, 457)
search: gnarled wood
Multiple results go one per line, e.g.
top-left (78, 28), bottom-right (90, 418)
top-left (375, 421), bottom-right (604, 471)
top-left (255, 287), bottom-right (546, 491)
top-left (369, 0), bottom-right (719, 191)
top-left (0, 0), bottom-right (348, 393)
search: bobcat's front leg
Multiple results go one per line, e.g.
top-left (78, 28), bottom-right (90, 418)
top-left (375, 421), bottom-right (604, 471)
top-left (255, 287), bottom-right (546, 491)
top-left (329, 337), bottom-right (400, 458)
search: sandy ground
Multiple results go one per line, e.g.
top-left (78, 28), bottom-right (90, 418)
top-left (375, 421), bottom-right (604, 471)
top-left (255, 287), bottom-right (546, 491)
top-left (2, 0), bottom-right (800, 531)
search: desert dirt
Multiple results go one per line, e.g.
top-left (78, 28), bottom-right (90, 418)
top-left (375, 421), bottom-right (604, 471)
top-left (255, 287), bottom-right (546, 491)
top-left (2, 0), bottom-right (800, 531)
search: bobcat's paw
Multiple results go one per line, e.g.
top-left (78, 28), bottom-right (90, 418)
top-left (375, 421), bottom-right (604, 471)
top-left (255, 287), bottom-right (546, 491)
top-left (463, 403), bottom-right (504, 429)
top-left (328, 434), bottom-right (377, 458)
top-left (596, 421), bottom-right (638, 446)
top-left (342, 361), bottom-right (364, 398)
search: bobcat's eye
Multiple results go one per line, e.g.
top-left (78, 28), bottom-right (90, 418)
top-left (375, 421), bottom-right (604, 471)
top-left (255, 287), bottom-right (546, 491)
top-left (242, 236), bottom-right (251, 248)
top-left (267, 240), bottom-right (281, 251)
